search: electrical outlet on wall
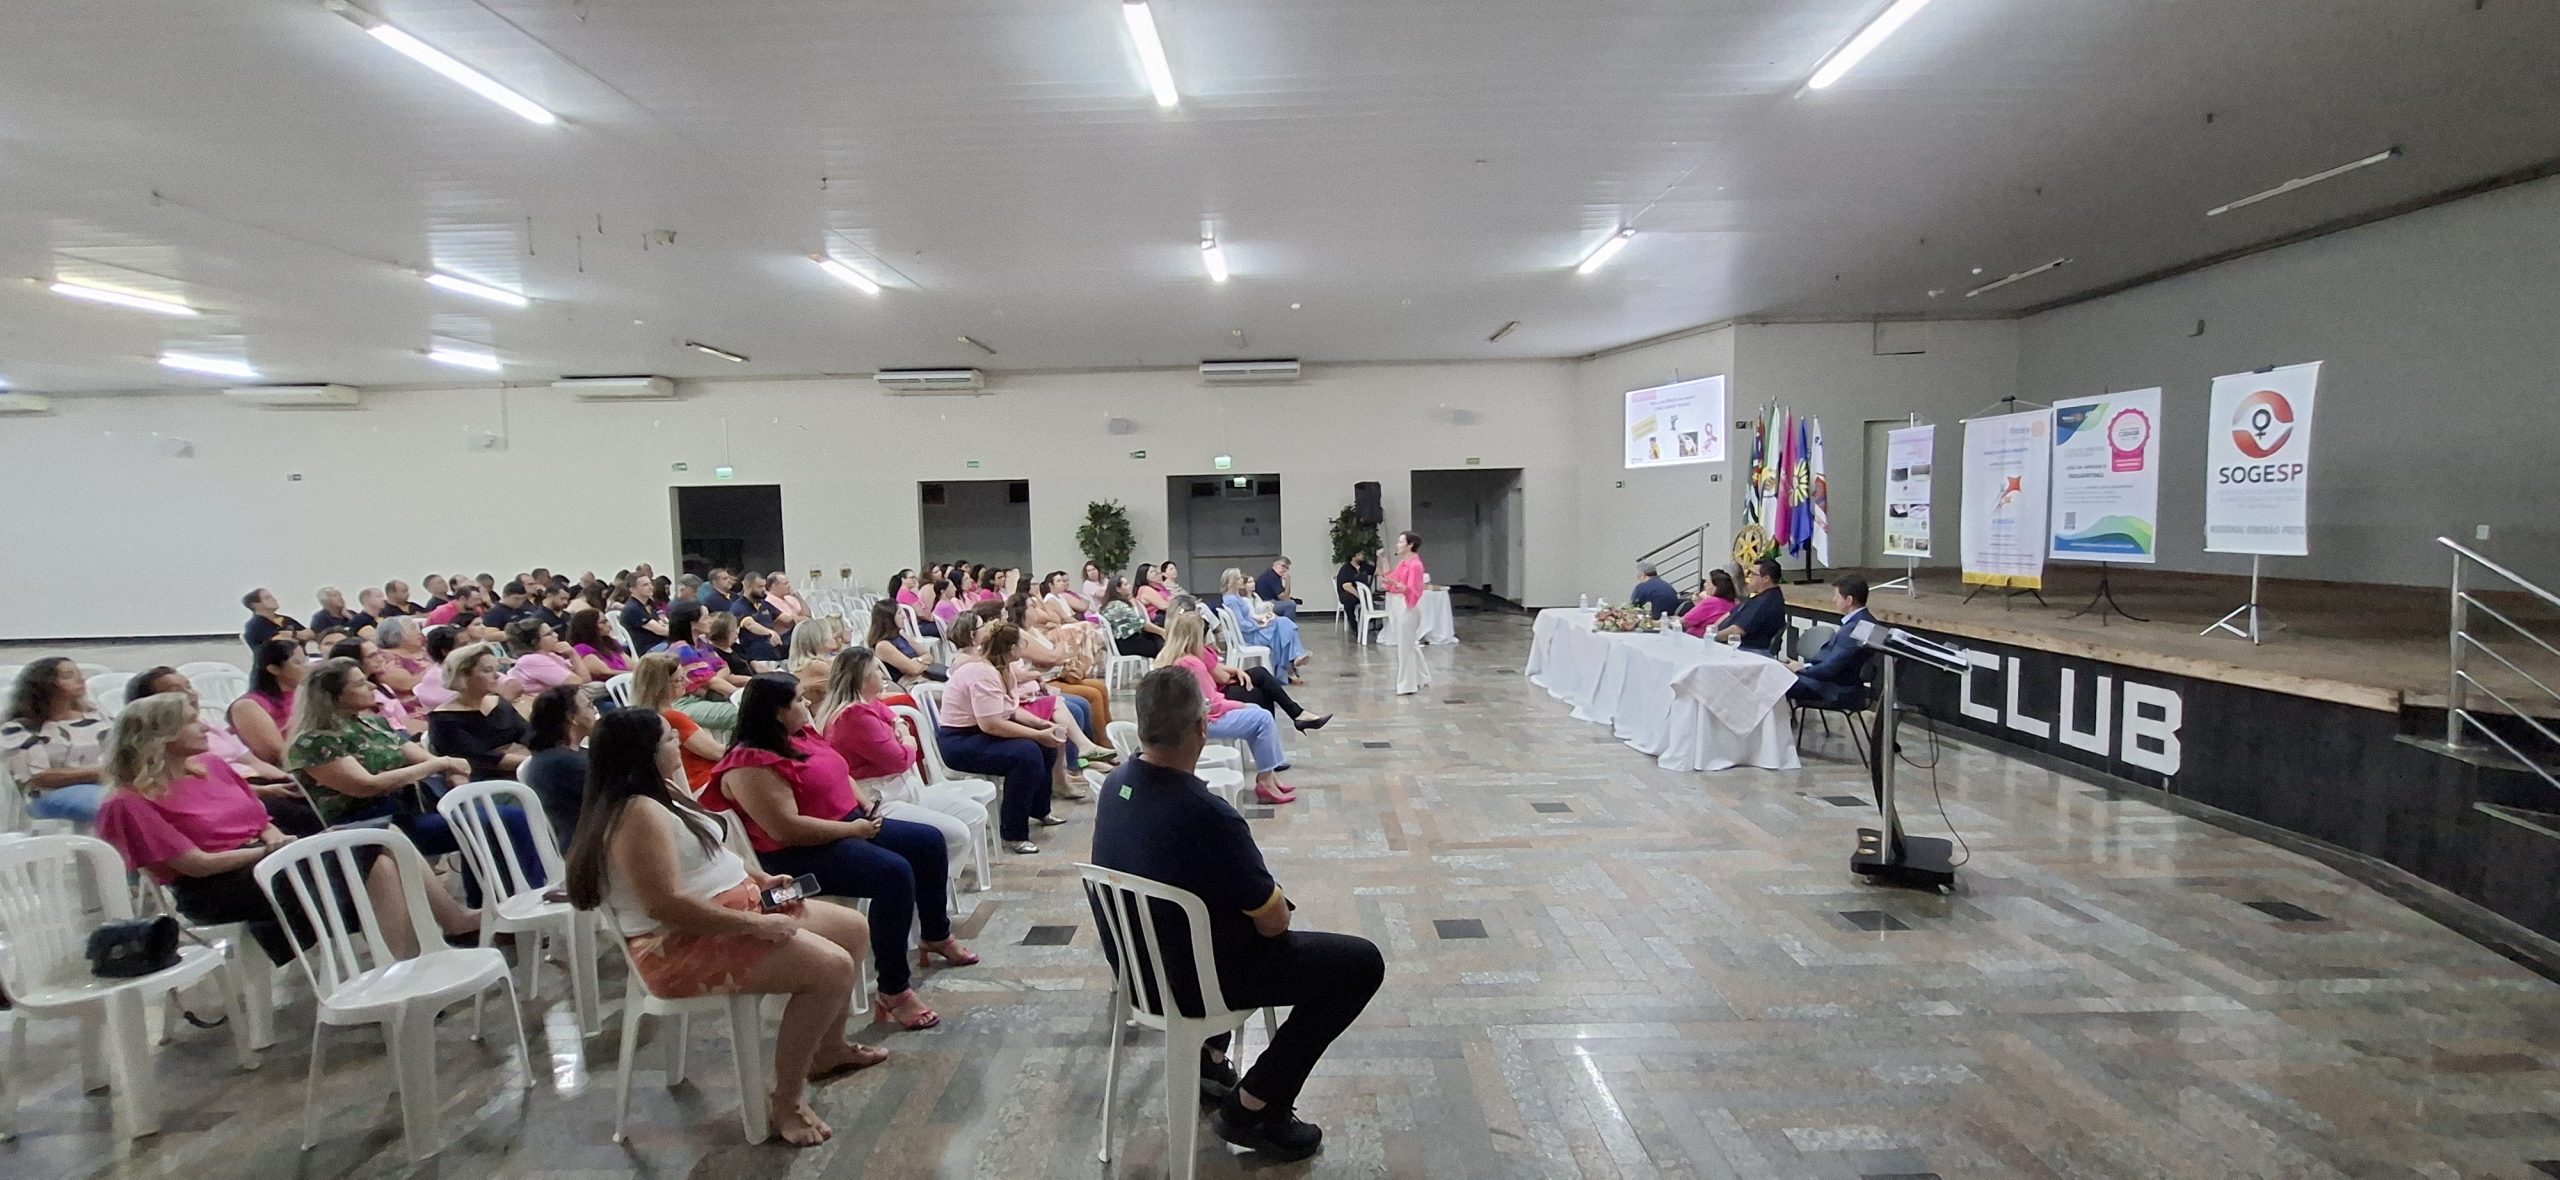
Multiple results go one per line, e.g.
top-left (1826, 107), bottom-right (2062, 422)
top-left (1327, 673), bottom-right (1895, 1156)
top-left (2476, 524), bottom-right (2492, 541)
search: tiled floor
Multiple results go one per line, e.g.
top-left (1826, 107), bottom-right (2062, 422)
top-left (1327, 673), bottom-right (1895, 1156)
top-left (13, 612), bottom-right (2560, 1178)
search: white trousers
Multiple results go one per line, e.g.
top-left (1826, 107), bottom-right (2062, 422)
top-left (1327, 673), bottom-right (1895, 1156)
top-left (862, 771), bottom-right (988, 865)
top-left (1389, 596), bottom-right (1428, 695)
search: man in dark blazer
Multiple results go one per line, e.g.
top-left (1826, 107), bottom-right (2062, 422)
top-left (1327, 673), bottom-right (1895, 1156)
top-left (1787, 576), bottom-right (1875, 707)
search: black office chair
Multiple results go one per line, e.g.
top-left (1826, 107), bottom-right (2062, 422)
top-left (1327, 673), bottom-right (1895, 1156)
top-left (1790, 654), bottom-right (1880, 770)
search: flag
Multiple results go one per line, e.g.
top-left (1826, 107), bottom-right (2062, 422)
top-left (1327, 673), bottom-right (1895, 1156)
top-left (1808, 416), bottom-right (1831, 566)
top-left (1789, 414), bottom-right (1815, 556)
top-left (1766, 405), bottom-right (1793, 552)
top-left (1733, 409), bottom-right (1772, 566)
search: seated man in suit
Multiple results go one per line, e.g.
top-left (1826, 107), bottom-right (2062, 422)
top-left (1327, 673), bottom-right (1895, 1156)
top-left (1627, 562), bottom-right (1682, 618)
top-left (1713, 558), bottom-right (1790, 656)
top-left (1787, 575), bottom-right (1875, 706)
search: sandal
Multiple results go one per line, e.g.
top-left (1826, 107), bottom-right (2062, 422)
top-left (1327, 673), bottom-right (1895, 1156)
top-left (808, 1041), bottom-right (890, 1080)
top-left (1080, 746), bottom-right (1122, 764)
top-left (917, 938), bottom-right (980, 968)
top-left (871, 990), bottom-right (942, 1031)
top-left (770, 1098), bottom-right (833, 1147)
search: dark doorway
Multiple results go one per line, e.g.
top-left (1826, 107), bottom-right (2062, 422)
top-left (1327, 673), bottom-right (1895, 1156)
top-left (1410, 468), bottom-right (1524, 601)
top-left (671, 484), bottom-right (787, 576)
top-left (1167, 474), bottom-right (1282, 588)
top-left (919, 480), bottom-right (1032, 572)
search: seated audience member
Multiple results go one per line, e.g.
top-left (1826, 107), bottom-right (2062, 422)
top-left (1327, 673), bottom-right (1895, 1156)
top-left (379, 579), bottom-right (426, 617)
top-left (789, 614), bottom-right (851, 708)
top-left (1006, 592), bottom-right (1112, 730)
top-left (1713, 558), bottom-right (1790, 657)
top-left (1221, 568), bottom-right (1309, 682)
top-left (655, 601), bottom-right (746, 728)
top-left (426, 642), bottom-right (533, 781)
top-left (1629, 562), bottom-right (1682, 618)
top-left (1079, 562), bottom-right (1109, 603)
top-left (356, 588), bottom-right (391, 629)
top-left (410, 625), bottom-right (470, 711)
top-left (1155, 614), bottom-right (1296, 804)
top-left (924, 578), bottom-right (962, 634)
top-left (935, 621), bottom-right (1068, 855)
top-left (241, 587), bottom-right (313, 650)
top-left (482, 580), bottom-right (533, 631)
top-left (1159, 560), bottom-right (1189, 599)
top-left (1132, 563), bottom-right (1172, 621)
top-left (698, 568), bottom-right (741, 612)
top-left (676, 573), bottom-right (705, 607)
top-left (1682, 569), bottom-right (1742, 637)
top-left (426, 583), bottom-right (485, 627)
top-left (1099, 576), bottom-right (1164, 659)
top-left (125, 668), bottom-right (299, 806)
top-left (889, 568), bottom-right (920, 607)
top-left (1254, 557), bottom-right (1301, 619)
top-left (503, 616), bottom-right (589, 694)
top-left (475, 572), bottom-right (499, 597)
top-left (732, 572), bottom-right (794, 663)
top-left (374, 616), bottom-right (433, 710)
top-left (230, 638), bottom-right (307, 767)
top-left (1035, 570), bottom-right (1104, 638)
top-left (311, 585), bottom-right (371, 638)
top-left (1198, 631), bottom-right (1331, 733)
top-left (816, 648), bottom-right (991, 869)
top-left (1786, 576), bottom-right (1877, 706)
top-left (1089, 669), bottom-right (1384, 1162)
top-left (619, 575), bottom-right (670, 645)
top-left (868, 599), bottom-right (945, 687)
top-left (703, 612), bottom-right (757, 678)
top-left (562, 709), bottom-right (885, 1148)
top-left (531, 582), bottom-right (576, 632)
top-left (701, 676), bottom-right (973, 1031)
top-left (566, 608), bottom-right (633, 681)
top-left (1335, 551), bottom-right (1374, 616)
top-left (98, 693), bottom-right (479, 965)
top-left (634, 652), bottom-right (727, 792)
top-left (4, 657), bottom-right (113, 824)
top-left (422, 574), bottom-right (453, 609)
top-left (765, 572), bottom-right (810, 624)
top-left (522, 684), bottom-right (594, 843)
top-left (325, 637), bottom-right (420, 735)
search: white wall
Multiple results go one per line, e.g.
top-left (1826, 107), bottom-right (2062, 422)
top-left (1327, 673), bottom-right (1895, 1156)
top-left (1572, 325), bottom-right (1736, 599)
top-left (0, 360), bottom-right (1580, 638)
top-left (2019, 173), bottom-right (2560, 586)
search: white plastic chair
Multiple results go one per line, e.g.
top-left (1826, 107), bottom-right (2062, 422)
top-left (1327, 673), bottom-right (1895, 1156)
top-left (603, 672), bottom-right (637, 707)
top-left (1212, 607), bottom-right (1273, 673)
top-left (181, 662), bottom-right (250, 725)
top-left (606, 813), bottom-right (777, 1146)
top-left (890, 704), bottom-right (994, 892)
top-left (254, 828), bottom-right (531, 1161)
top-left (74, 661), bottom-right (112, 679)
top-left (435, 781), bottom-right (599, 1034)
top-left (1079, 864), bottom-right (1280, 1180)
top-left (0, 835), bottom-right (256, 1139)
top-left (1353, 583), bottom-right (1389, 646)
top-left (87, 672), bottom-right (135, 718)
top-left (1104, 654), bottom-right (1151, 704)
top-left (1102, 721), bottom-right (1246, 807)
top-left (143, 881), bottom-right (279, 1052)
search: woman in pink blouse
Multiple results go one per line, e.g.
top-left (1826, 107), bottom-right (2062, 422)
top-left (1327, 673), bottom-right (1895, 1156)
top-left (933, 621), bottom-right (1070, 853)
top-left (1156, 613), bottom-right (1295, 803)
top-left (815, 648), bottom-right (990, 869)
top-left (1682, 569), bottom-right (1741, 638)
top-left (890, 568), bottom-right (920, 606)
top-left (502, 617), bottom-right (590, 693)
top-left (230, 638), bottom-right (306, 766)
top-left (1380, 531), bottom-right (1432, 696)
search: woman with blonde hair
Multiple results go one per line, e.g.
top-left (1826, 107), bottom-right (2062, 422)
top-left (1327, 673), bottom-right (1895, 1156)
top-left (634, 651), bottom-right (729, 793)
top-left (98, 693), bottom-right (477, 963)
top-left (788, 610), bottom-right (850, 708)
top-left (425, 642), bottom-right (532, 781)
top-left (1156, 613), bottom-right (1296, 804)
top-left (1220, 567), bottom-right (1309, 683)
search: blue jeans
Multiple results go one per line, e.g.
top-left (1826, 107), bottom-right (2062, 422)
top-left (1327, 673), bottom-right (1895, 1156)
top-left (1269, 599), bottom-right (1299, 619)
top-left (938, 726), bottom-right (1056, 841)
top-left (1058, 694), bottom-right (1093, 769)
top-left (1209, 706), bottom-right (1287, 773)
top-left (27, 781), bottom-right (108, 825)
top-left (759, 817), bottom-right (950, 995)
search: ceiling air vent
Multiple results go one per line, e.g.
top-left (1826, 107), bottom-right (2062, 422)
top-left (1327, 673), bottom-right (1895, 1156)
top-left (1200, 358), bottom-right (1300, 383)
top-left (874, 368), bottom-right (986, 394)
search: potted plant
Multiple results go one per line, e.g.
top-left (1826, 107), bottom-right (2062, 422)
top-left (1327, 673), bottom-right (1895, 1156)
top-left (1329, 505), bottom-right (1381, 567)
top-left (1078, 499), bottom-right (1136, 576)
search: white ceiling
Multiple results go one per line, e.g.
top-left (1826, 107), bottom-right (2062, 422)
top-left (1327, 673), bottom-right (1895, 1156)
top-left (3, 0), bottom-right (2557, 393)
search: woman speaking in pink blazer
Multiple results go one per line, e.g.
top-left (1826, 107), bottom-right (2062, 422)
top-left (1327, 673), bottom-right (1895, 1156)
top-left (1379, 532), bottom-right (1430, 696)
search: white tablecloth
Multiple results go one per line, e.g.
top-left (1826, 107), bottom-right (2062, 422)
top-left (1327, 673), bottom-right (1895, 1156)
top-left (1417, 587), bottom-right (1458, 645)
top-left (1527, 609), bottom-right (1800, 771)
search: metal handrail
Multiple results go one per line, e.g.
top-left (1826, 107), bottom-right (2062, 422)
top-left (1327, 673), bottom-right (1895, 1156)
top-left (1637, 526), bottom-right (1709, 591)
top-left (2441, 536), bottom-right (2560, 792)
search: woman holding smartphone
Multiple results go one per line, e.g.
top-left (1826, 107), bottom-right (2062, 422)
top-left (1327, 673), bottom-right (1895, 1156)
top-left (564, 708), bottom-right (886, 1148)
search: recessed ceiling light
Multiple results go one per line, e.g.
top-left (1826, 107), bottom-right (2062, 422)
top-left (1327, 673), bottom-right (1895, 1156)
top-left (328, 1), bottom-right (558, 125)
top-left (1966, 257), bottom-right (2071, 298)
top-left (425, 271), bottom-right (528, 307)
top-left (1806, 0), bottom-right (1936, 91)
top-left (1121, 1), bottom-right (1179, 108)
top-left (815, 256), bottom-right (881, 295)
top-left (427, 346), bottom-right (502, 372)
top-left (1289, 302), bottom-right (1302, 311)
top-left (48, 279), bottom-right (198, 317)
top-left (1575, 228), bottom-right (1635, 275)
top-left (2206, 147), bottom-right (2400, 217)
top-left (1200, 238), bottom-right (1230, 283)
top-left (1970, 267), bottom-right (1983, 275)
top-left (159, 352), bottom-right (259, 380)
top-left (685, 341), bottom-right (748, 363)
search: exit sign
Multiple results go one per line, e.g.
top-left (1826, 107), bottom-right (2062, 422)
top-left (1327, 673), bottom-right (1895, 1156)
top-left (965, 460), bottom-right (982, 469)
top-left (1465, 456), bottom-right (1482, 466)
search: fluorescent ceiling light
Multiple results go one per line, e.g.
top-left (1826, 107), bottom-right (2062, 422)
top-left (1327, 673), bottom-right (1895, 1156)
top-left (1489, 320), bottom-right (1520, 342)
top-left (816, 257), bottom-right (881, 295)
top-left (1200, 238), bottom-right (1229, 282)
top-left (428, 346), bottom-right (502, 372)
top-left (331, 1), bottom-right (559, 126)
top-left (49, 280), bottom-right (198, 317)
top-left (1806, 0), bottom-right (1936, 90)
top-left (2206, 147), bottom-right (2400, 217)
top-left (160, 352), bottom-right (259, 380)
top-left (1575, 228), bottom-right (1635, 275)
top-left (424, 271), bottom-right (528, 307)
top-left (1965, 257), bottom-right (2071, 298)
top-left (1122, 2), bottom-right (1179, 108)
top-left (686, 341), bottom-right (748, 363)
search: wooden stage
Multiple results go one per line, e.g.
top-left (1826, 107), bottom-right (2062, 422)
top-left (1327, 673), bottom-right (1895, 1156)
top-left (1781, 564), bottom-right (2558, 716)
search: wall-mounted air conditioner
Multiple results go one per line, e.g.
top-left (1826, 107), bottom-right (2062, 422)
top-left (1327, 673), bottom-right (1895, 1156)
top-left (225, 384), bottom-right (360, 408)
top-left (874, 368), bottom-right (986, 394)
top-left (1200, 358), bottom-right (1301, 383)
top-left (553, 376), bottom-right (678, 400)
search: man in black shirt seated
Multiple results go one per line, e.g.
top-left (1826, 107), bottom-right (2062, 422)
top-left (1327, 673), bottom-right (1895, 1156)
top-left (1252, 556), bottom-right (1300, 619)
top-left (529, 582), bottom-right (576, 632)
top-left (1628, 562), bottom-right (1681, 618)
top-left (481, 580), bottom-right (533, 631)
top-left (309, 585), bottom-right (373, 639)
top-left (1713, 557), bottom-right (1789, 657)
top-left (1089, 669), bottom-right (1385, 1163)
top-left (1334, 552), bottom-right (1372, 616)
top-left (379, 579), bottom-right (426, 617)
top-left (241, 587), bottom-right (312, 651)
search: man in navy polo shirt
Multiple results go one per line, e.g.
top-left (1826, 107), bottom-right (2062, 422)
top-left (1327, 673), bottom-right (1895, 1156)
top-left (1088, 669), bottom-right (1384, 1163)
top-left (1252, 557), bottom-right (1300, 619)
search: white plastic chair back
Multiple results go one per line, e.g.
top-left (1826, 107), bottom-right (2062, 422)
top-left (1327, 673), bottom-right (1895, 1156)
top-left (908, 680), bottom-right (946, 717)
top-left (87, 672), bottom-right (135, 719)
top-left (893, 703), bottom-right (960, 785)
top-left (0, 835), bottom-right (126, 999)
top-left (1105, 655), bottom-right (1150, 700)
top-left (1077, 864), bottom-right (1238, 1027)
top-left (0, 766), bottom-right (24, 834)
top-left (435, 780), bottom-right (563, 905)
top-left (604, 672), bottom-right (636, 707)
top-left (183, 663), bottom-right (250, 722)
top-left (897, 603), bottom-right (925, 646)
top-left (609, 614), bottom-right (638, 655)
top-left (253, 828), bottom-right (442, 1003)
top-left (1105, 721), bottom-right (1141, 763)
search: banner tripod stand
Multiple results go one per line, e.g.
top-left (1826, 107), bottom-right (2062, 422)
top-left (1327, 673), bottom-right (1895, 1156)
top-left (1961, 581), bottom-right (2047, 610)
top-left (2202, 555), bottom-right (2274, 644)
top-left (1874, 557), bottom-right (1918, 595)
top-left (2065, 562), bottom-right (2146, 624)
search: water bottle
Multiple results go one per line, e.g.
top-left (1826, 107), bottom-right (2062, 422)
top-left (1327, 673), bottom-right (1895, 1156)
top-left (1579, 593), bottom-right (1589, 608)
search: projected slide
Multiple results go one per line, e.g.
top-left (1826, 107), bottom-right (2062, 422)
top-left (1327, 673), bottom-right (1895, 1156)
top-left (1624, 374), bottom-right (1727, 469)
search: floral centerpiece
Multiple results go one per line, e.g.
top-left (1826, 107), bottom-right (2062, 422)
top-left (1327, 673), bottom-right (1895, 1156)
top-left (1592, 605), bottom-right (1659, 633)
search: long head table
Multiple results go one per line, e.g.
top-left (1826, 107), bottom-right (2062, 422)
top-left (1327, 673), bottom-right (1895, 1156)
top-left (1526, 608), bottom-right (1802, 772)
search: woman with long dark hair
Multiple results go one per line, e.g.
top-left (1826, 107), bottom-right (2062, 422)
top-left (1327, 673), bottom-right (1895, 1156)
top-left (563, 708), bottom-right (886, 1147)
top-left (1682, 568), bottom-right (1742, 638)
top-left (700, 677), bottom-right (974, 1032)
top-left (565, 607), bottom-right (631, 681)
top-left (867, 599), bottom-right (944, 688)
top-left (3, 656), bottom-right (112, 824)
top-left (522, 684), bottom-right (595, 842)
top-left (1098, 575), bottom-right (1163, 659)
top-left (658, 600), bottom-right (745, 730)
top-left (229, 637), bottom-right (306, 766)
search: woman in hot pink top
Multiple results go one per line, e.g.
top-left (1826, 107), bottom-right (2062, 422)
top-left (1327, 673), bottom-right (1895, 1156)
top-left (1382, 531), bottom-right (1431, 696)
top-left (814, 648), bottom-right (989, 870)
top-left (230, 638), bottom-right (305, 766)
top-left (1681, 569), bottom-right (1741, 638)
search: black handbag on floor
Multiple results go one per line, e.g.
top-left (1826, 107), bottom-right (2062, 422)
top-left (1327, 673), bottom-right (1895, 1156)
top-left (88, 915), bottom-right (182, 978)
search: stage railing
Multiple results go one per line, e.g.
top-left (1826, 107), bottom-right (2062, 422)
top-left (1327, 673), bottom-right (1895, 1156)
top-left (2442, 536), bottom-right (2560, 792)
top-left (1636, 527), bottom-right (1708, 595)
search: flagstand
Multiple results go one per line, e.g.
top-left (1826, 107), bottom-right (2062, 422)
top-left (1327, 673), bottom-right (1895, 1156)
top-left (2065, 562), bottom-right (2147, 624)
top-left (2202, 555), bottom-right (2276, 644)
top-left (1790, 547), bottom-right (1824, 585)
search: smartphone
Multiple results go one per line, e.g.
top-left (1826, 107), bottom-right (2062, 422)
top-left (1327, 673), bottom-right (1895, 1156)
top-left (760, 873), bottom-right (820, 911)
